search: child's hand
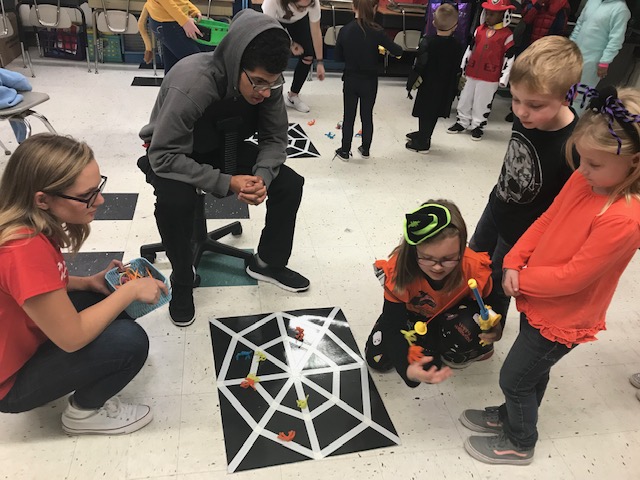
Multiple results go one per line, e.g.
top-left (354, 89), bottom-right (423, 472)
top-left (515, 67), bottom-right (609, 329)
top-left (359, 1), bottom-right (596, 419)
top-left (182, 18), bottom-right (202, 40)
top-left (406, 356), bottom-right (453, 384)
top-left (502, 268), bottom-right (520, 297)
top-left (479, 321), bottom-right (503, 344)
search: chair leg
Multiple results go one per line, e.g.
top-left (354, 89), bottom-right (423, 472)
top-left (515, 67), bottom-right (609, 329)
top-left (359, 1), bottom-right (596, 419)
top-left (0, 139), bottom-right (10, 156)
top-left (140, 241), bottom-right (165, 263)
top-left (20, 42), bottom-right (36, 78)
top-left (28, 111), bottom-right (57, 134)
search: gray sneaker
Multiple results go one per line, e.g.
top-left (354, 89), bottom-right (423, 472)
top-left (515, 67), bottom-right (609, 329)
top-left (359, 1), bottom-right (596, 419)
top-left (465, 433), bottom-right (534, 465)
top-left (630, 373), bottom-right (640, 388)
top-left (459, 406), bottom-right (503, 433)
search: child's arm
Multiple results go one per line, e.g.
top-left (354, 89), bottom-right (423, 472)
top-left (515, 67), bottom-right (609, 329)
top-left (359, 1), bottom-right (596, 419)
top-left (504, 171), bottom-right (576, 269)
top-left (516, 215), bottom-right (640, 297)
top-left (600, 6), bottom-right (632, 67)
top-left (378, 299), bottom-right (422, 387)
top-left (378, 30), bottom-right (403, 59)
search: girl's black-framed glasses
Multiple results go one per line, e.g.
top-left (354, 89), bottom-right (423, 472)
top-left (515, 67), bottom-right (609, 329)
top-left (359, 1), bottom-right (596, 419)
top-left (54, 175), bottom-right (107, 208)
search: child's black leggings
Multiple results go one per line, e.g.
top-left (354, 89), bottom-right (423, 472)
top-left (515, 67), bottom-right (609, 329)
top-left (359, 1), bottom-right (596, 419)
top-left (341, 74), bottom-right (378, 153)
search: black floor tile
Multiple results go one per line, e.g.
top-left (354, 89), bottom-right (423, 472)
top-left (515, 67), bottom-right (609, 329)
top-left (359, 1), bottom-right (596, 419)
top-left (64, 252), bottom-right (124, 276)
top-left (205, 195), bottom-right (249, 219)
top-left (95, 193), bottom-right (138, 221)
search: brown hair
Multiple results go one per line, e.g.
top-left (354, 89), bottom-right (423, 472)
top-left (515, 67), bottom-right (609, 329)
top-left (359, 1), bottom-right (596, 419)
top-left (566, 87), bottom-right (640, 212)
top-left (433, 3), bottom-right (459, 31)
top-left (0, 134), bottom-right (95, 252)
top-left (279, 0), bottom-right (315, 20)
top-left (391, 199), bottom-right (468, 293)
top-left (510, 35), bottom-right (582, 98)
top-left (353, 0), bottom-right (382, 32)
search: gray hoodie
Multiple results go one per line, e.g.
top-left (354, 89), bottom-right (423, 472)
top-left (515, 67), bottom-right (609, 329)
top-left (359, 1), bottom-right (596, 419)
top-left (139, 9), bottom-right (289, 196)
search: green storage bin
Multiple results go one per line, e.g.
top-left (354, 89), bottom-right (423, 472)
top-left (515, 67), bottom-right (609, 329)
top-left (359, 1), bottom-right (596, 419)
top-left (88, 29), bottom-right (123, 63)
top-left (195, 18), bottom-right (229, 46)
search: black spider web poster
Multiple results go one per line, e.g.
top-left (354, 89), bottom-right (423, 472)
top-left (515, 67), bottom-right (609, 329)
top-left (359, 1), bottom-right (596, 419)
top-left (209, 307), bottom-right (399, 473)
top-left (247, 123), bottom-right (321, 158)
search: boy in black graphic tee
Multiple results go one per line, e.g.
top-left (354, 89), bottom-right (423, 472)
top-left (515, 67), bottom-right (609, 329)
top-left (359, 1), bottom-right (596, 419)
top-left (469, 36), bottom-right (583, 324)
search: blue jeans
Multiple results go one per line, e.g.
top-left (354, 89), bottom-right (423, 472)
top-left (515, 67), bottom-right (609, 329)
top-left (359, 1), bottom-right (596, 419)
top-left (469, 202), bottom-right (513, 320)
top-left (0, 291), bottom-right (149, 412)
top-left (149, 18), bottom-right (210, 74)
top-left (498, 315), bottom-right (575, 448)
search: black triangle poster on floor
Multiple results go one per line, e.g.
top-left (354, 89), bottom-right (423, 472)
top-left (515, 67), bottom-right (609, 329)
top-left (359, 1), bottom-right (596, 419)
top-left (209, 307), bottom-right (399, 473)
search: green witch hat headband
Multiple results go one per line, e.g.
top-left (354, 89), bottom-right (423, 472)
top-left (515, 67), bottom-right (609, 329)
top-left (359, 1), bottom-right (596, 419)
top-left (403, 203), bottom-right (452, 245)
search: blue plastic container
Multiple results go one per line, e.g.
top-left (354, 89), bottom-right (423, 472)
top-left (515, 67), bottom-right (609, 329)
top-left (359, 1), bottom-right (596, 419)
top-left (105, 257), bottom-right (171, 318)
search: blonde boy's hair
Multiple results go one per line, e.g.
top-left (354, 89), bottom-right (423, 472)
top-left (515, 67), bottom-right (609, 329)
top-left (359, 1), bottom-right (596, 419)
top-left (433, 3), bottom-right (459, 32)
top-left (566, 87), bottom-right (640, 210)
top-left (510, 36), bottom-right (582, 98)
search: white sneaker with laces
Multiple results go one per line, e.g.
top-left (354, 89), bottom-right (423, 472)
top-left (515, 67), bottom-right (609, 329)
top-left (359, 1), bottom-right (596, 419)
top-left (285, 94), bottom-right (310, 113)
top-left (61, 396), bottom-right (153, 435)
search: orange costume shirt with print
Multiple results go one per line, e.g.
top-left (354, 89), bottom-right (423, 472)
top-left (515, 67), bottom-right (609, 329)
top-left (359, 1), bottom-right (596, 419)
top-left (375, 247), bottom-right (493, 323)
top-left (503, 171), bottom-right (640, 347)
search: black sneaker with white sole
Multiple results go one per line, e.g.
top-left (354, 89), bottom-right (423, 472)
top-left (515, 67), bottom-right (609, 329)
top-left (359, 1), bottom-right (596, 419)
top-left (357, 146), bottom-right (370, 158)
top-left (471, 127), bottom-right (484, 141)
top-left (245, 255), bottom-right (310, 292)
top-left (406, 131), bottom-right (420, 140)
top-left (447, 122), bottom-right (465, 134)
top-left (169, 284), bottom-right (196, 327)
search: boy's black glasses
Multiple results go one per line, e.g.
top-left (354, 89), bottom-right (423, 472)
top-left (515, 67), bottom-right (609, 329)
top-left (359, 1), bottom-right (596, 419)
top-left (54, 175), bottom-right (107, 208)
top-left (243, 69), bottom-right (285, 92)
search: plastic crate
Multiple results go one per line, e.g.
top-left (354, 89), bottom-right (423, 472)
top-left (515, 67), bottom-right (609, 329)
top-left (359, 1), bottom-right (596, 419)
top-left (105, 257), bottom-right (171, 318)
top-left (39, 25), bottom-right (86, 60)
top-left (195, 18), bottom-right (229, 46)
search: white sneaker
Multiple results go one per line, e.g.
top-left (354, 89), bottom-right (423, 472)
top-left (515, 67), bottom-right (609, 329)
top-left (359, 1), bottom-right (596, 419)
top-left (630, 372), bottom-right (640, 388)
top-left (61, 396), bottom-right (153, 435)
top-left (285, 94), bottom-right (310, 113)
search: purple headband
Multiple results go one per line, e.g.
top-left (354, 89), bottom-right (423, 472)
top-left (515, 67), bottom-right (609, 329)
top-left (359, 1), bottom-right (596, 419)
top-left (566, 83), bottom-right (640, 155)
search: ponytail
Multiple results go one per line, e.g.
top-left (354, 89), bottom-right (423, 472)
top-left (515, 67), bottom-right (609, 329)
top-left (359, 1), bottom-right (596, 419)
top-left (354, 0), bottom-right (382, 32)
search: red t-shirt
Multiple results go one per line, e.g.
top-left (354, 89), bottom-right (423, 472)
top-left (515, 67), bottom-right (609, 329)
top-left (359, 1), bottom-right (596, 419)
top-left (0, 232), bottom-right (68, 399)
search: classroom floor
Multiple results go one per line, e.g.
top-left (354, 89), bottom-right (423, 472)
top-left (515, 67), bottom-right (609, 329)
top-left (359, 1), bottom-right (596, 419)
top-left (1, 58), bottom-right (640, 480)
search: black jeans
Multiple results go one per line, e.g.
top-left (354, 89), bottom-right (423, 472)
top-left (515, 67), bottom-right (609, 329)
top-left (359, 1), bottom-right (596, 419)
top-left (498, 315), bottom-right (575, 449)
top-left (341, 75), bottom-right (378, 153)
top-left (0, 292), bottom-right (148, 412)
top-left (469, 202), bottom-right (513, 321)
top-left (147, 143), bottom-right (304, 287)
top-left (281, 15), bottom-right (314, 94)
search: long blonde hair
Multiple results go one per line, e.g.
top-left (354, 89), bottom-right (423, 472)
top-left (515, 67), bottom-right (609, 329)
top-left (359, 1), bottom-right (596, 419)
top-left (0, 134), bottom-right (95, 252)
top-left (391, 199), bottom-right (467, 293)
top-left (566, 87), bottom-right (640, 212)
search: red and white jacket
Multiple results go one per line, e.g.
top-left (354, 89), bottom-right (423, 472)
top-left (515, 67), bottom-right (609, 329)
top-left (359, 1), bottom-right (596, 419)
top-left (463, 24), bottom-right (515, 84)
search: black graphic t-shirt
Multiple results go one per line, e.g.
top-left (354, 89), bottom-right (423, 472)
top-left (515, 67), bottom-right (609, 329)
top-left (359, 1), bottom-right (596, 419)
top-left (488, 113), bottom-right (577, 245)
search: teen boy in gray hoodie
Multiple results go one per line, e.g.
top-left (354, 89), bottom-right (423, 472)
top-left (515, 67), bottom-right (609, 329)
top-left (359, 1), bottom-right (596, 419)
top-left (139, 9), bottom-right (308, 326)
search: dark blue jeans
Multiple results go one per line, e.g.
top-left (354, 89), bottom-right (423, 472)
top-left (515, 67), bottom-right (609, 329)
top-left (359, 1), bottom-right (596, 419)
top-left (469, 202), bottom-right (513, 321)
top-left (149, 18), bottom-right (210, 74)
top-left (0, 291), bottom-right (149, 413)
top-left (498, 315), bottom-right (575, 449)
